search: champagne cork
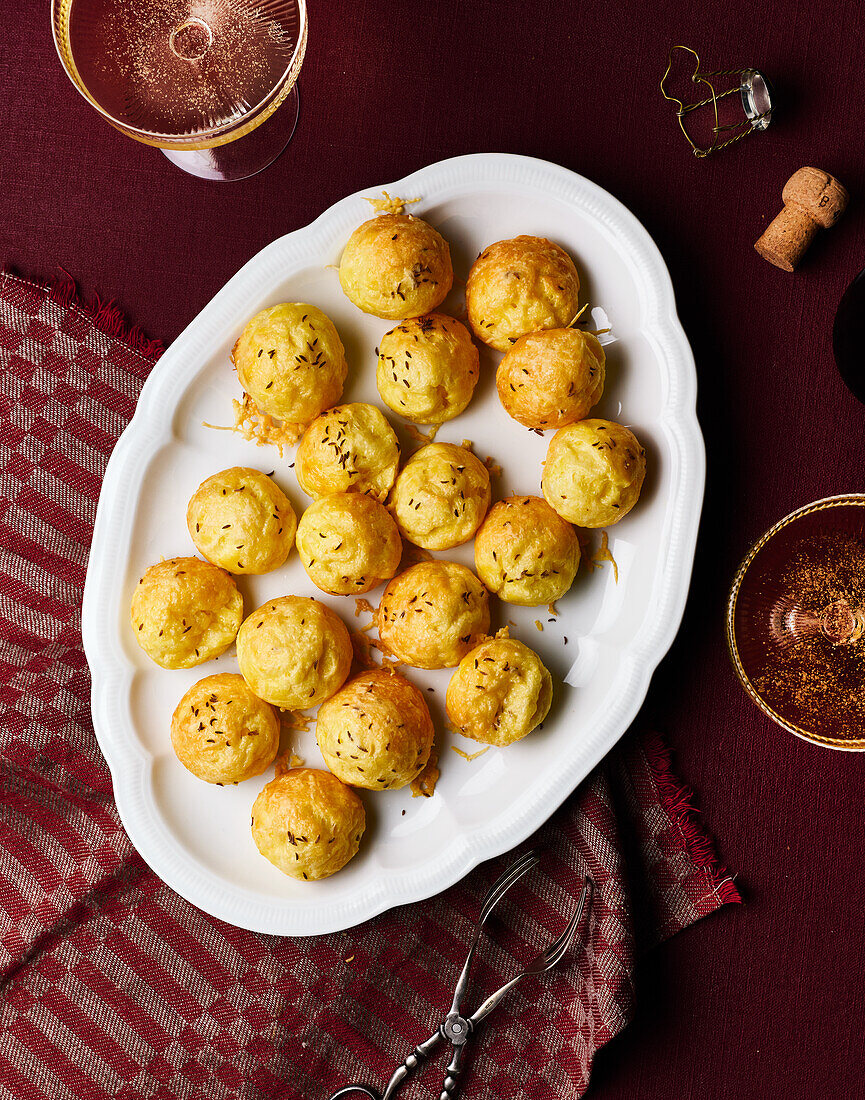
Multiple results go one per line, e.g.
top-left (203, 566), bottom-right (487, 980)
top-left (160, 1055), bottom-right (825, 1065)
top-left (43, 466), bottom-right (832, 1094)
top-left (755, 167), bottom-right (849, 271)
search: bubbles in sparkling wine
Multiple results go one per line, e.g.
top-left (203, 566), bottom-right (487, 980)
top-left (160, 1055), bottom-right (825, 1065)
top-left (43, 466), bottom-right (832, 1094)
top-left (169, 17), bottom-right (213, 61)
top-left (66, 0), bottom-right (302, 137)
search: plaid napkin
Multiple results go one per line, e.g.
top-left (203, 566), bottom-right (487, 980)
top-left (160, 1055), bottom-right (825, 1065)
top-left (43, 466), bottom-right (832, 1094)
top-left (0, 272), bottom-right (740, 1100)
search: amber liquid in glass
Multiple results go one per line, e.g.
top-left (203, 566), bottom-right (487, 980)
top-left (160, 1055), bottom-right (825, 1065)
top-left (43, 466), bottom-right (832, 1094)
top-left (735, 519), bottom-right (865, 744)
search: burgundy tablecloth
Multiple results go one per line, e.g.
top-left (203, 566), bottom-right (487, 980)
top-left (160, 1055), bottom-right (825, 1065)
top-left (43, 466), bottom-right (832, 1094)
top-left (2, 0), bottom-right (865, 1097)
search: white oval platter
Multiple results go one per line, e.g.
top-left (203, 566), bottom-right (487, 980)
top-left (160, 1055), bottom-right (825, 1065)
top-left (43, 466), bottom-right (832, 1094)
top-left (82, 153), bottom-right (704, 935)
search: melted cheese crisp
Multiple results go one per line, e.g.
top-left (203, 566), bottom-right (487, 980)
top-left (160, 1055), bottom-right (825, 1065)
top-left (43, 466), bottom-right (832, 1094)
top-left (204, 392), bottom-right (304, 457)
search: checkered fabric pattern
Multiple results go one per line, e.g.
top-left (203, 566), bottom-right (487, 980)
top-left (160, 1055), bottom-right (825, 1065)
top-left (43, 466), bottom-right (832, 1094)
top-left (0, 272), bottom-right (740, 1100)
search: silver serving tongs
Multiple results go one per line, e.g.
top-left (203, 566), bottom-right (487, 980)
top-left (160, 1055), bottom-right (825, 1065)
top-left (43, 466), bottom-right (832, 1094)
top-left (330, 850), bottom-right (593, 1100)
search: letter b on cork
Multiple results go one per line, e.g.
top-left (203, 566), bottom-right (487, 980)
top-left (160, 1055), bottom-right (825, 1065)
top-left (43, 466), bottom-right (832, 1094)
top-left (755, 167), bottom-right (849, 271)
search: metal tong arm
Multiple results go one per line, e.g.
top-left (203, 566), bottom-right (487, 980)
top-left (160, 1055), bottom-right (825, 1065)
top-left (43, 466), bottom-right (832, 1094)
top-left (341, 851), bottom-right (544, 1100)
top-left (468, 876), bottom-right (592, 1027)
top-left (380, 1030), bottom-right (444, 1100)
top-left (447, 849), bottom-right (541, 1017)
top-left (438, 1037), bottom-right (467, 1100)
top-left (431, 850), bottom-right (541, 1100)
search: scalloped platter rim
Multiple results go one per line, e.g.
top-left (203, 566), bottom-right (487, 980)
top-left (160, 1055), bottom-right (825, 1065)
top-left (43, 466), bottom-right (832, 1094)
top-left (81, 153), bottom-right (704, 935)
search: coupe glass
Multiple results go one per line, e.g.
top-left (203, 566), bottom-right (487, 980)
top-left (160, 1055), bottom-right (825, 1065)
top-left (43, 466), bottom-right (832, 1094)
top-left (727, 495), bottom-right (865, 750)
top-left (51, 0), bottom-right (308, 181)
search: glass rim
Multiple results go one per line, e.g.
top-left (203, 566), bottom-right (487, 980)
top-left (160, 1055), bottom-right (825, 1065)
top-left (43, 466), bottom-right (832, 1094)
top-left (50, 0), bottom-right (308, 147)
top-left (726, 492), bottom-right (865, 751)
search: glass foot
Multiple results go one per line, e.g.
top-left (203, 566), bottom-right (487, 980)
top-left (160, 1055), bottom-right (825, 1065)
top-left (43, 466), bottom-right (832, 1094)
top-left (160, 85), bottom-right (300, 182)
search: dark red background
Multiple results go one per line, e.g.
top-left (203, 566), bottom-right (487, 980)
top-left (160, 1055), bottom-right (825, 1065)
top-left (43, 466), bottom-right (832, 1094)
top-left (2, 1), bottom-right (864, 1097)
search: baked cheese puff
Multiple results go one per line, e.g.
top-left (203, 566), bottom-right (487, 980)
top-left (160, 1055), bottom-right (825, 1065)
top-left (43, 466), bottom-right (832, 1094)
top-left (236, 596), bottom-right (352, 709)
top-left (295, 403), bottom-right (400, 502)
top-left (542, 419), bottom-right (647, 528)
top-left (378, 561), bottom-right (490, 670)
top-left (466, 236), bottom-right (581, 352)
top-left (295, 494), bottom-right (402, 596)
top-left (474, 496), bottom-right (580, 606)
top-left (130, 557), bottom-right (242, 669)
top-left (316, 669), bottom-right (434, 790)
top-left (232, 303), bottom-right (347, 425)
top-left (377, 314), bottom-right (479, 424)
top-left (389, 443), bottom-right (490, 550)
top-left (251, 769), bottom-right (365, 881)
top-left (446, 638), bottom-right (552, 747)
top-left (170, 673), bottom-right (279, 784)
top-left (187, 467), bottom-right (297, 574)
top-left (339, 213), bottom-right (453, 319)
top-left (497, 328), bottom-right (605, 430)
